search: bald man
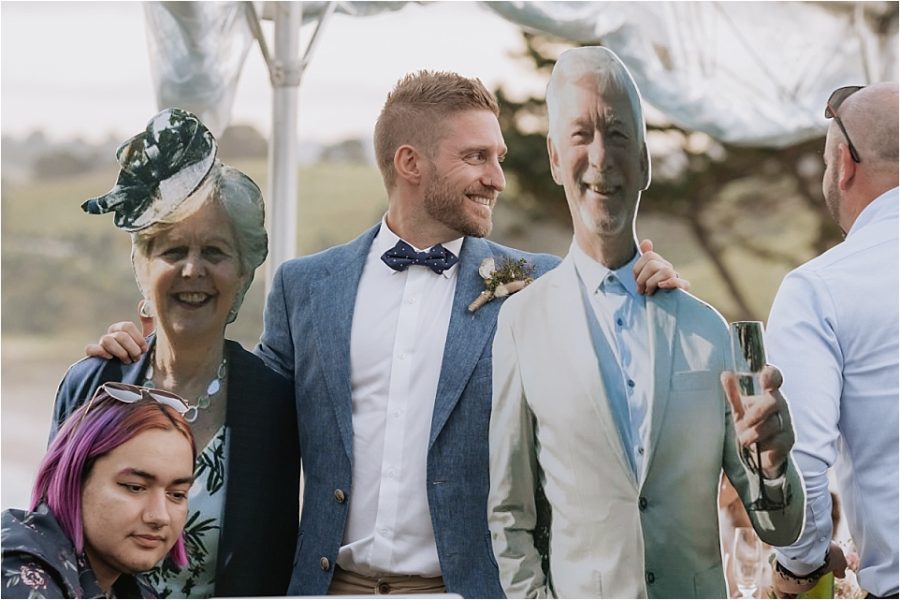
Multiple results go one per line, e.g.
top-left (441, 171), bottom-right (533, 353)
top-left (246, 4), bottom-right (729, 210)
top-left (767, 83), bottom-right (899, 599)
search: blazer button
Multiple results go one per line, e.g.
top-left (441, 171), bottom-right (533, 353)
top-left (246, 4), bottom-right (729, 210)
top-left (646, 571), bottom-right (655, 584)
top-left (320, 557), bottom-right (331, 571)
top-left (639, 497), bottom-right (648, 511)
top-left (334, 489), bottom-right (346, 503)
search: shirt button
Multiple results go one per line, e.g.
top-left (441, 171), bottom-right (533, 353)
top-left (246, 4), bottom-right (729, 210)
top-left (646, 571), bottom-right (655, 584)
top-left (334, 489), bottom-right (346, 503)
top-left (616, 318), bottom-right (624, 327)
top-left (398, 353), bottom-right (406, 360)
top-left (638, 447), bottom-right (645, 455)
top-left (320, 557), bottom-right (331, 571)
top-left (407, 297), bottom-right (416, 304)
top-left (607, 275), bottom-right (615, 283)
top-left (639, 497), bottom-right (648, 511)
top-left (627, 379), bottom-right (635, 388)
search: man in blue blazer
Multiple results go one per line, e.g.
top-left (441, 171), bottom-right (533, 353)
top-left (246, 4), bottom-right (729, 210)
top-left (255, 71), bottom-right (558, 597)
top-left (90, 70), bottom-right (683, 597)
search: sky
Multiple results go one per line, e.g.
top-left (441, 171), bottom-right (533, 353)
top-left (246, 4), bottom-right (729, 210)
top-left (1, 1), bottom-right (547, 145)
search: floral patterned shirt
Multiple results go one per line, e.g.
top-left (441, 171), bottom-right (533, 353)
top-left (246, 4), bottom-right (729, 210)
top-left (146, 426), bottom-right (228, 598)
top-left (2, 503), bottom-right (156, 598)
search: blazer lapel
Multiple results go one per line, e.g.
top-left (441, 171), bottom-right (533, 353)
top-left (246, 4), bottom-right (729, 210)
top-left (308, 225), bottom-right (379, 460)
top-left (547, 256), bottom-right (639, 486)
top-left (641, 289), bottom-right (679, 486)
top-left (429, 236), bottom-right (502, 446)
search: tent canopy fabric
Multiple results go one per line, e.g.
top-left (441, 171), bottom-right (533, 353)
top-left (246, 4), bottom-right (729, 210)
top-left (144, 0), bottom-right (899, 146)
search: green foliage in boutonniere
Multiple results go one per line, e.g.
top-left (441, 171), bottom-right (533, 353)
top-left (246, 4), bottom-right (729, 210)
top-left (468, 257), bottom-right (536, 312)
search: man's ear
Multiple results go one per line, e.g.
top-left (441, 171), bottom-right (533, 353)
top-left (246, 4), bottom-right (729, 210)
top-left (547, 136), bottom-right (562, 185)
top-left (394, 145), bottom-right (423, 185)
top-left (837, 143), bottom-right (857, 192)
top-left (639, 142), bottom-right (651, 191)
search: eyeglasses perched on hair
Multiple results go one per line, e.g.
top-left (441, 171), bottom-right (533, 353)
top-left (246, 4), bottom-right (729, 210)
top-left (825, 85), bottom-right (864, 163)
top-left (77, 382), bottom-right (190, 429)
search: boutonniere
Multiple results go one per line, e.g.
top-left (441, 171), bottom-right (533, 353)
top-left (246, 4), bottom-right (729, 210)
top-left (468, 257), bottom-right (535, 313)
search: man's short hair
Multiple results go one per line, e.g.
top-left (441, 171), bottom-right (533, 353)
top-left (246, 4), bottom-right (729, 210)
top-left (374, 70), bottom-right (499, 190)
top-left (546, 46), bottom-right (646, 152)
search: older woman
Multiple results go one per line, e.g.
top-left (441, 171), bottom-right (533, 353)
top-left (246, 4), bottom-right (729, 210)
top-left (4, 383), bottom-right (196, 598)
top-left (50, 108), bottom-right (300, 598)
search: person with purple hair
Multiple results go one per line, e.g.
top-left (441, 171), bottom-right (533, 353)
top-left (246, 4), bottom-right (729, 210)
top-left (2, 383), bottom-right (196, 598)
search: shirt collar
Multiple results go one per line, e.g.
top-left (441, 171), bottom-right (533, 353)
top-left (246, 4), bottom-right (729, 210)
top-left (570, 238), bottom-right (641, 299)
top-left (376, 215), bottom-right (464, 278)
top-left (846, 186), bottom-right (899, 238)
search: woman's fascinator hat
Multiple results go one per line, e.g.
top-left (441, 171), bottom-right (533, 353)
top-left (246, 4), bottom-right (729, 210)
top-left (81, 107), bottom-right (218, 232)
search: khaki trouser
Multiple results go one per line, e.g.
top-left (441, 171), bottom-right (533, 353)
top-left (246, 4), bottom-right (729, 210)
top-left (328, 565), bottom-right (446, 595)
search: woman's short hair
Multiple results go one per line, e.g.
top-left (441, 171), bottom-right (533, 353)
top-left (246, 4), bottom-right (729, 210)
top-left (30, 397), bottom-right (197, 567)
top-left (374, 70), bottom-right (500, 191)
top-left (130, 160), bottom-right (268, 323)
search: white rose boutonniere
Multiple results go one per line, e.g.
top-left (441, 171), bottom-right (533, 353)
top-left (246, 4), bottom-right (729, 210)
top-left (468, 257), bottom-right (535, 312)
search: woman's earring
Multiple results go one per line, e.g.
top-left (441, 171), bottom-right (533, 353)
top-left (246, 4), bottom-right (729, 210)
top-left (139, 300), bottom-right (153, 319)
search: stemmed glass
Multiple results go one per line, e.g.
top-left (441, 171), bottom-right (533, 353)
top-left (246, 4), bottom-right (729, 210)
top-left (730, 321), bottom-right (780, 511)
top-left (732, 526), bottom-right (763, 598)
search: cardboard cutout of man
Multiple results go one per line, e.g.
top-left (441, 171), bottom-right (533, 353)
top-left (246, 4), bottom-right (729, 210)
top-left (488, 46), bottom-right (805, 599)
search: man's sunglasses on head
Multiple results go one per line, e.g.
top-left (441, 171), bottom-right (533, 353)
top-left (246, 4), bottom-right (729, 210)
top-left (825, 85), bottom-right (865, 163)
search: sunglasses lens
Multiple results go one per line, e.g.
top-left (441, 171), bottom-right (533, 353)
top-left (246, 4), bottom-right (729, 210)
top-left (149, 391), bottom-right (190, 415)
top-left (102, 383), bottom-right (143, 404)
top-left (825, 86), bottom-right (864, 117)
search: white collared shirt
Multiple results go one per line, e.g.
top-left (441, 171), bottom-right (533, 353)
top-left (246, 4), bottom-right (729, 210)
top-left (337, 217), bottom-right (463, 577)
top-left (571, 240), bottom-right (652, 479)
top-left (770, 188), bottom-right (899, 596)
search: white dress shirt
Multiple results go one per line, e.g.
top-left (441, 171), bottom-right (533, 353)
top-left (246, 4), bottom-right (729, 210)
top-left (571, 240), bottom-right (653, 479)
top-left (337, 218), bottom-right (462, 577)
top-left (769, 188), bottom-right (899, 596)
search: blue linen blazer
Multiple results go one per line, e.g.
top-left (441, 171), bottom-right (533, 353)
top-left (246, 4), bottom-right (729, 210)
top-left (50, 338), bottom-right (301, 597)
top-left (256, 223), bottom-right (559, 598)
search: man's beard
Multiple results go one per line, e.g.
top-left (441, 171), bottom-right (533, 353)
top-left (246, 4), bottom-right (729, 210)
top-left (423, 174), bottom-right (493, 239)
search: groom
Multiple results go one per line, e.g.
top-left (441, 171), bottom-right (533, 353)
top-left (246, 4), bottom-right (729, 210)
top-left (256, 71), bottom-right (558, 596)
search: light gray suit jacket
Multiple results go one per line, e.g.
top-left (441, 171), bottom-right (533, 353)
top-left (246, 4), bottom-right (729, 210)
top-left (488, 255), bottom-right (804, 598)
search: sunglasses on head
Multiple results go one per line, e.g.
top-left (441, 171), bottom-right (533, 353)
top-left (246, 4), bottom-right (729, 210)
top-left (77, 382), bottom-right (190, 429)
top-left (825, 85), bottom-right (865, 163)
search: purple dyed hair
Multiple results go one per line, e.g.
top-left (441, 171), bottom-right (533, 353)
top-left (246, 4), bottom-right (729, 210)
top-left (30, 396), bottom-right (196, 568)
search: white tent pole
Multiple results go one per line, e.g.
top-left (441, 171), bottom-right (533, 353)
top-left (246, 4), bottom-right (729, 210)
top-left (266, 1), bottom-right (303, 291)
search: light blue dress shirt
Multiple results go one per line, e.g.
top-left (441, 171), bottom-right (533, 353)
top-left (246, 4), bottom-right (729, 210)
top-left (571, 240), bottom-right (652, 480)
top-left (768, 188), bottom-right (899, 596)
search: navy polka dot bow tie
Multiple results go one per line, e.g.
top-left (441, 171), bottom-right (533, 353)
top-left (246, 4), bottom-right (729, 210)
top-left (380, 239), bottom-right (459, 274)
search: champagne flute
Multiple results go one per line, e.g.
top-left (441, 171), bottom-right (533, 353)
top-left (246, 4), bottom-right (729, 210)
top-left (732, 526), bottom-right (763, 598)
top-left (729, 321), bottom-right (778, 510)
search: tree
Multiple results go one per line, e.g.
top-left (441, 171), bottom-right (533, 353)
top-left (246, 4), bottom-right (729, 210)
top-left (320, 138), bottom-right (370, 164)
top-left (218, 124), bottom-right (268, 159)
top-left (494, 33), bottom-right (841, 320)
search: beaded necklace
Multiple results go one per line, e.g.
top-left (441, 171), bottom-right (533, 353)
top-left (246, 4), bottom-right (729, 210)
top-left (142, 349), bottom-right (227, 423)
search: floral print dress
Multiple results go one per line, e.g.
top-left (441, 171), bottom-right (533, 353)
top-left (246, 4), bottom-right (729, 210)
top-left (2, 503), bottom-right (156, 598)
top-left (146, 426), bottom-right (228, 598)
